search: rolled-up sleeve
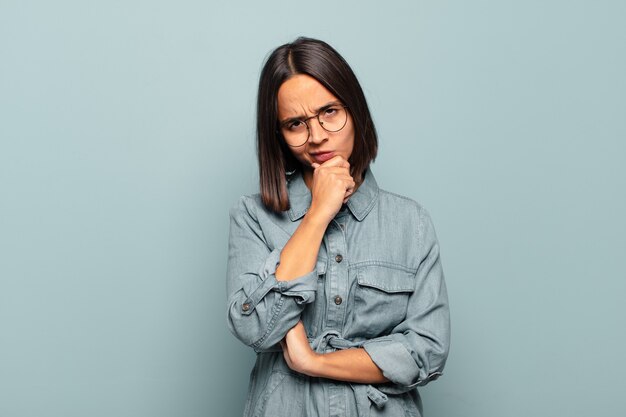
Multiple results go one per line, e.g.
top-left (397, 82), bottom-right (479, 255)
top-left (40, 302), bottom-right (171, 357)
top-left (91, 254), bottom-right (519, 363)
top-left (362, 207), bottom-right (450, 393)
top-left (226, 196), bottom-right (319, 351)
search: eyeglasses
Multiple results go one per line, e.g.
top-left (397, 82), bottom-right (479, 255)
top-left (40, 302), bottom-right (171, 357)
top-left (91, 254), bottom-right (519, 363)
top-left (278, 104), bottom-right (349, 147)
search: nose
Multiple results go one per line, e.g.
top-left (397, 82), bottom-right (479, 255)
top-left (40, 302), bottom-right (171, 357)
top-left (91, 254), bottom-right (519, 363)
top-left (307, 117), bottom-right (327, 144)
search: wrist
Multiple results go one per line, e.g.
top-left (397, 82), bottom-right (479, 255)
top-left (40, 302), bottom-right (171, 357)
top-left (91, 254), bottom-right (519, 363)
top-left (303, 206), bottom-right (330, 228)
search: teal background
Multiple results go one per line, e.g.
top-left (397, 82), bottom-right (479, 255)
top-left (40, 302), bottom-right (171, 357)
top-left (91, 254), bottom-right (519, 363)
top-left (1, 1), bottom-right (625, 416)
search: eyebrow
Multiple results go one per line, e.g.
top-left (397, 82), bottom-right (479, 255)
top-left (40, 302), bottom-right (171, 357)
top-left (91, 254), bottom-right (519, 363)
top-left (279, 101), bottom-right (342, 124)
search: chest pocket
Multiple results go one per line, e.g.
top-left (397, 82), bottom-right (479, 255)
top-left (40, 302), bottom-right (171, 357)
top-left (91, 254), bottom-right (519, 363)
top-left (352, 265), bottom-right (415, 338)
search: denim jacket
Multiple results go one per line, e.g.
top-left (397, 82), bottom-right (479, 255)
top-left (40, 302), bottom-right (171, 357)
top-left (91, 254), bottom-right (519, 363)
top-left (226, 167), bottom-right (450, 417)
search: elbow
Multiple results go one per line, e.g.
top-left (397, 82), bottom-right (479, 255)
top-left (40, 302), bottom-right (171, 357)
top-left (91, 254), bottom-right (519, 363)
top-left (394, 332), bottom-right (451, 388)
top-left (226, 298), bottom-right (264, 348)
top-left (412, 335), bottom-right (449, 387)
top-left (225, 295), bottom-right (286, 350)
top-left (429, 333), bottom-right (450, 370)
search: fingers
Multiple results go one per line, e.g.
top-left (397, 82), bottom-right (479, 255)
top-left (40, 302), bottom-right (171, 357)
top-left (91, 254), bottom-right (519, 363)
top-left (315, 167), bottom-right (353, 177)
top-left (313, 155), bottom-right (350, 169)
top-left (309, 156), bottom-right (355, 222)
top-left (312, 157), bottom-right (352, 183)
top-left (325, 155), bottom-right (350, 169)
top-left (343, 188), bottom-right (355, 204)
top-left (312, 168), bottom-right (355, 198)
top-left (312, 167), bottom-right (354, 192)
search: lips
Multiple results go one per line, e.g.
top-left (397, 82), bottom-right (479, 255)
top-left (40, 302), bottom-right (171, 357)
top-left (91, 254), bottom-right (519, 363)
top-left (311, 151), bottom-right (335, 164)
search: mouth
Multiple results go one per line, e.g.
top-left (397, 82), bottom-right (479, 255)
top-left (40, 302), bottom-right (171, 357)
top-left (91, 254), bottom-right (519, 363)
top-left (310, 151), bottom-right (335, 164)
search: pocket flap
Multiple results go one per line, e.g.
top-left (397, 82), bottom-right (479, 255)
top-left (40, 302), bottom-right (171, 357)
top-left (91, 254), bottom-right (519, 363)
top-left (357, 266), bottom-right (415, 293)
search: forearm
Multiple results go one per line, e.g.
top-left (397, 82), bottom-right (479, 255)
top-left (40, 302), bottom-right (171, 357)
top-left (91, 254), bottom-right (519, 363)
top-left (276, 211), bottom-right (328, 281)
top-left (307, 348), bottom-right (389, 384)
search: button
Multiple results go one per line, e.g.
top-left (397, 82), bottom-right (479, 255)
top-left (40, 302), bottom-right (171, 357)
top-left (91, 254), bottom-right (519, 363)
top-left (335, 254), bottom-right (343, 263)
top-left (334, 295), bottom-right (343, 305)
top-left (242, 302), bottom-right (251, 312)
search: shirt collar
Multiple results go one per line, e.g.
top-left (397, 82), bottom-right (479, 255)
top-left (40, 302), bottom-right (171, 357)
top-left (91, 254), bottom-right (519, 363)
top-left (287, 166), bottom-right (379, 222)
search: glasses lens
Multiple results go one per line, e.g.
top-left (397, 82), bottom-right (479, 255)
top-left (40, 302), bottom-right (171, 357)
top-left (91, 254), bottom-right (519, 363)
top-left (319, 106), bottom-right (347, 132)
top-left (281, 120), bottom-right (309, 147)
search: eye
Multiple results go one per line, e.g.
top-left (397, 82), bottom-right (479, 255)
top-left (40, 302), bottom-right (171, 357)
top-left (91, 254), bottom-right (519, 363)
top-left (323, 107), bottom-right (339, 116)
top-left (286, 120), bottom-right (304, 131)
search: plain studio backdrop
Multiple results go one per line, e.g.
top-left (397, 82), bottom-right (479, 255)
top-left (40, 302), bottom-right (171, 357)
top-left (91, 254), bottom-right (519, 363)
top-left (1, 1), bottom-right (625, 416)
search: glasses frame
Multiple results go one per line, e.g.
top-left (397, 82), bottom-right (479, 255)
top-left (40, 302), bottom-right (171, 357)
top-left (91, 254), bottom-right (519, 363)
top-left (278, 104), bottom-right (349, 147)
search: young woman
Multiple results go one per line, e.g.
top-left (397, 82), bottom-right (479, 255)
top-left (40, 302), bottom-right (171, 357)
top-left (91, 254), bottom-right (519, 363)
top-left (227, 37), bottom-right (450, 417)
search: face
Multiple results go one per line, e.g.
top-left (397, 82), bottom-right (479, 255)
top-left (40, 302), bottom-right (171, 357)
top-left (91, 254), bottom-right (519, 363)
top-left (277, 74), bottom-right (355, 173)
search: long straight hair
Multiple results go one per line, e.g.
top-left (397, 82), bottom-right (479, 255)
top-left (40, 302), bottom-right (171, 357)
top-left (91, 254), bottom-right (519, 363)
top-left (257, 37), bottom-right (378, 213)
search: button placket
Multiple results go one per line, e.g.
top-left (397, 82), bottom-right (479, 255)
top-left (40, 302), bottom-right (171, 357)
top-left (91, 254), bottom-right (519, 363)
top-left (324, 223), bottom-right (348, 331)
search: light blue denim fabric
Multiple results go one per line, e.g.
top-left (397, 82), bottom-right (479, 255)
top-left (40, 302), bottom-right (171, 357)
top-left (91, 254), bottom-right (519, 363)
top-left (226, 167), bottom-right (450, 417)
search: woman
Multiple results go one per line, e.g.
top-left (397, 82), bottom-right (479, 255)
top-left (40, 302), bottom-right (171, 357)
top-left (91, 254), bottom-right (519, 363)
top-left (227, 37), bottom-right (450, 417)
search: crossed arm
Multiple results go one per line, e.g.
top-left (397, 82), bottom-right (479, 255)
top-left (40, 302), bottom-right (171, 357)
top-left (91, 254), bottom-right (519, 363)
top-left (281, 320), bottom-right (388, 384)
top-left (227, 195), bottom-right (449, 389)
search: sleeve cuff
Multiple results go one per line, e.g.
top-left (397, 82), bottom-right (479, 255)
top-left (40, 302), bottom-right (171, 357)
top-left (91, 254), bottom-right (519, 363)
top-left (363, 336), bottom-right (421, 387)
top-left (240, 249), bottom-right (319, 315)
top-left (362, 335), bottom-right (442, 391)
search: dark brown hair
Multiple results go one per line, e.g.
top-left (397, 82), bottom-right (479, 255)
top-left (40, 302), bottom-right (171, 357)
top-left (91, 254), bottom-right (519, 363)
top-left (257, 36), bottom-right (378, 213)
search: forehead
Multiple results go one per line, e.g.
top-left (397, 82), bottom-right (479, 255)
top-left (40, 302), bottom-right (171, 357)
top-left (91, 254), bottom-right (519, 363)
top-left (277, 74), bottom-right (338, 118)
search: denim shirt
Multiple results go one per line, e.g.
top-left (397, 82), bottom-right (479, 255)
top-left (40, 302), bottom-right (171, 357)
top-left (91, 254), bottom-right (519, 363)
top-left (226, 167), bottom-right (450, 417)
